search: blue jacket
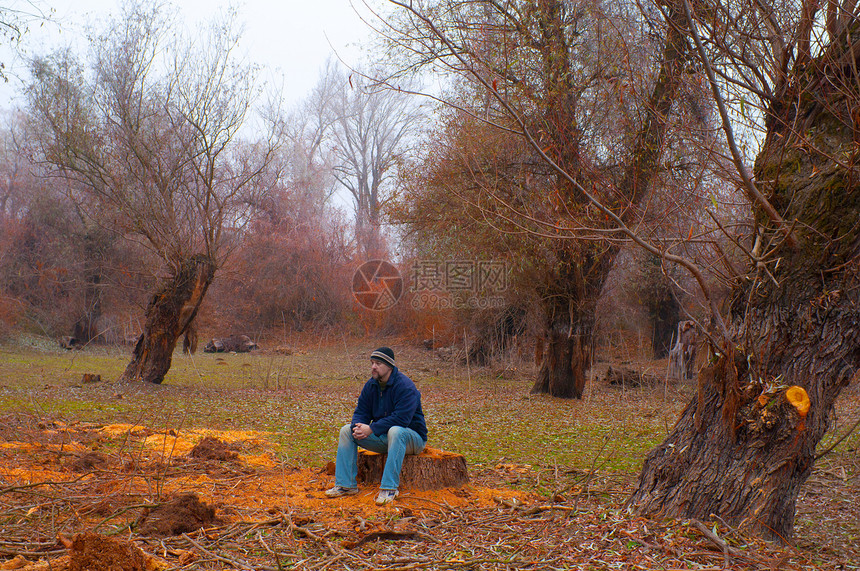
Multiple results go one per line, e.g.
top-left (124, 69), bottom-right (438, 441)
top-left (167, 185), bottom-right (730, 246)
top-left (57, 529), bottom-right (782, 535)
top-left (352, 366), bottom-right (427, 441)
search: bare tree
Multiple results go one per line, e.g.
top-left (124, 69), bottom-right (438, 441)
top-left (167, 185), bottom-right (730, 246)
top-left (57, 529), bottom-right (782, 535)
top-left (380, 0), bottom-right (697, 398)
top-left (277, 61), bottom-right (342, 216)
top-left (25, 1), bottom-right (277, 383)
top-left (213, 88), bottom-right (355, 333)
top-left (626, 0), bottom-right (860, 541)
top-left (326, 63), bottom-right (422, 257)
top-left (0, 111), bottom-right (30, 218)
top-left (1, 3), bottom-right (53, 81)
top-left (0, 128), bottom-right (136, 344)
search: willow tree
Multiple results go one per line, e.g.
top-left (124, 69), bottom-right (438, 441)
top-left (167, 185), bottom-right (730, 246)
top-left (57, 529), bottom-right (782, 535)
top-left (26, 2), bottom-right (276, 383)
top-left (384, 0), bottom-right (691, 397)
top-left (626, 0), bottom-right (860, 541)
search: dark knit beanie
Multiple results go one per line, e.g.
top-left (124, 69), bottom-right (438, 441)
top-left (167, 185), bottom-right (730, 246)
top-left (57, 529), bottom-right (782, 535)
top-left (370, 347), bottom-right (396, 368)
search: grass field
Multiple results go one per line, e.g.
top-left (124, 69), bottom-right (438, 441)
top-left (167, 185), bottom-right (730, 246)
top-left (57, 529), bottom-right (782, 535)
top-left (0, 334), bottom-right (685, 472)
top-left (0, 334), bottom-right (858, 569)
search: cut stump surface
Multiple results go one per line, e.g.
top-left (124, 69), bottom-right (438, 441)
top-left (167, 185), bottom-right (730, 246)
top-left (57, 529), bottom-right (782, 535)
top-left (357, 447), bottom-right (468, 490)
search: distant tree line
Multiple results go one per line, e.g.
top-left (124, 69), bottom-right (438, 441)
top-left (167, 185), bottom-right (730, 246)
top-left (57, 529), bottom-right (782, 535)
top-left (0, 1), bottom-right (704, 366)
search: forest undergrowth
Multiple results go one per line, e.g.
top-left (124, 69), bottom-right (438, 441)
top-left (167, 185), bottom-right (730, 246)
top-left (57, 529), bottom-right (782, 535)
top-left (0, 335), bottom-right (857, 570)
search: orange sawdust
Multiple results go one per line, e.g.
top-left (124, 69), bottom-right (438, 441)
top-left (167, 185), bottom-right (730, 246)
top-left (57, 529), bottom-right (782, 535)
top-left (1, 424), bottom-right (531, 529)
top-left (241, 452), bottom-right (278, 468)
top-left (99, 424), bottom-right (152, 438)
top-left (197, 464), bottom-right (527, 516)
top-left (134, 463), bottom-right (529, 523)
top-left (99, 424), bottom-right (275, 457)
top-left (0, 441), bottom-right (89, 454)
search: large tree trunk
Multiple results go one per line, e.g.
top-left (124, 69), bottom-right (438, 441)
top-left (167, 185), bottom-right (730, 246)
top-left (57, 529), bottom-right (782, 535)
top-left (531, 251), bottom-right (607, 399)
top-left (72, 231), bottom-right (111, 344)
top-left (629, 32), bottom-right (860, 540)
top-left (120, 255), bottom-right (216, 384)
top-left (649, 280), bottom-right (680, 359)
top-left (529, 0), bottom-right (686, 399)
top-left (632, 341), bottom-right (854, 541)
top-left (531, 308), bottom-right (592, 399)
top-left (650, 303), bottom-right (678, 359)
top-left (527, 1), bottom-right (592, 400)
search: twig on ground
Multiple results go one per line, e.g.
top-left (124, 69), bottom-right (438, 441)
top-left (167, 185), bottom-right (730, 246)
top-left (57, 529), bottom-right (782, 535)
top-left (181, 532), bottom-right (276, 571)
top-left (691, 519), bottom-right (746, 567)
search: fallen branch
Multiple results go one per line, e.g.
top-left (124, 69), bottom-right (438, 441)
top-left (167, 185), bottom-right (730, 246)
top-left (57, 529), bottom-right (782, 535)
top-left (343, 531), bottom-right (418, 549)
top-left (255, 530), bottom-right (284, 571)
top-left (520, 504), bottom-right (579, 516)
top-left (288, 522), bottom-right (342, 556)
top-left (691, 519), bottom-right (746, 567)
top-left (0, 476), bottom-right (90, 495)
top-left (92, 502), bottom-right (158, 532)
top-left (0, 548), bottom-right (66, 558)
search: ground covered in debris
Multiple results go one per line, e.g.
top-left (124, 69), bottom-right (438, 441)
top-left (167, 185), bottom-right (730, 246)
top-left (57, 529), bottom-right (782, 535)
top-left (1, 339), bottom-right (858, 569)
top-left (1, 418), bottom-right (856, 570)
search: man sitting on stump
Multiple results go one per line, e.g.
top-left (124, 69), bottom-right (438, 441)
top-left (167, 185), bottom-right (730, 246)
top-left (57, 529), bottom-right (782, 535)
top-left (325, 347), bottom-right (427, 505)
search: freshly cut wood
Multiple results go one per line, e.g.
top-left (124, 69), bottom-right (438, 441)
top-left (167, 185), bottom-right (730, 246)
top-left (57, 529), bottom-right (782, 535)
top-left (357, 447), bottom-right (468, 490)
top-left (785, 386), bottom-right (810, 417)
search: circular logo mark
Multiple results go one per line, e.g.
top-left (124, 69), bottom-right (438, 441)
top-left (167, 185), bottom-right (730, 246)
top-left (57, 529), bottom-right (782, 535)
top-left (352, 259), bottom-right (403, 311)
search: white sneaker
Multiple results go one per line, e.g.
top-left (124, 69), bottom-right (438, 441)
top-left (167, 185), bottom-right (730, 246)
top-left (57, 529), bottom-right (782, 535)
top-left (375, 489), bottom-right (399, 505)
top-left (325, 486), bottom-right (359, 498)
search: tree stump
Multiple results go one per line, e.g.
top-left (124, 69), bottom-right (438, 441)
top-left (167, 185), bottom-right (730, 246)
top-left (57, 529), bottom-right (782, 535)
top-left (357, 447), bottom-right (468, 490)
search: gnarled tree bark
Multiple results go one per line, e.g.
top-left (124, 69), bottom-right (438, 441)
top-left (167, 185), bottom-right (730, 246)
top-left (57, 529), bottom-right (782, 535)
top-left (629, 25), bottom-right (860, 540)
top-left (531, 252), bottom-right (605, 399)
top-left (121, 255), bottom-right (216, 384)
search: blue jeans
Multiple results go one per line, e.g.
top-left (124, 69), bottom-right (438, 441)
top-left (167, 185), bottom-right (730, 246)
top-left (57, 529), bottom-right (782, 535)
top-left (334, 423), bottom-right (426, 490)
